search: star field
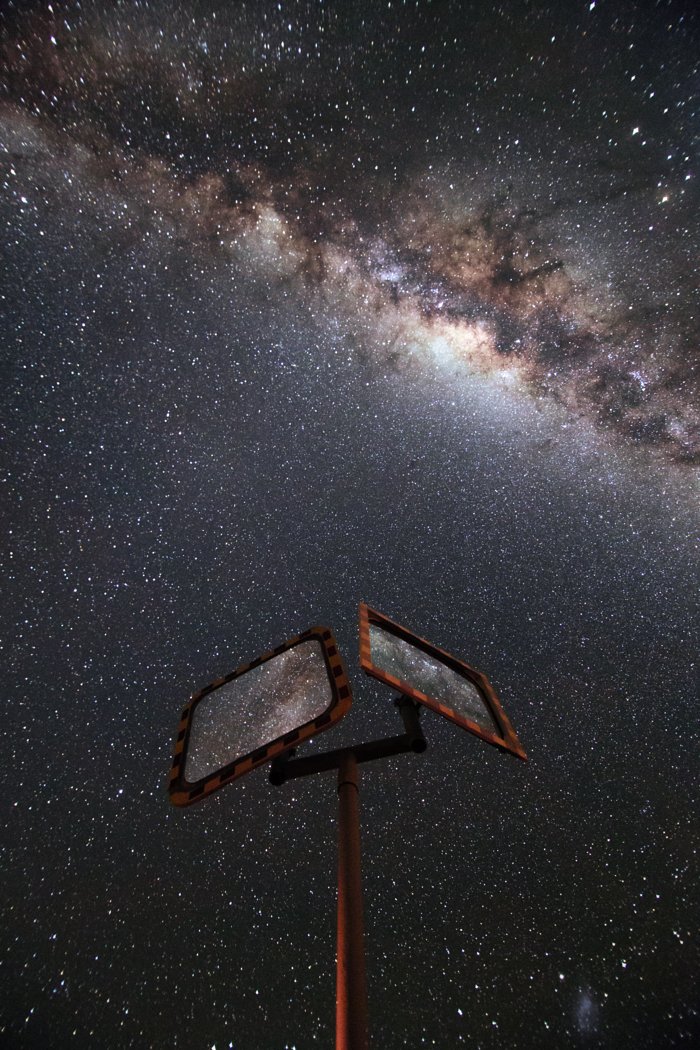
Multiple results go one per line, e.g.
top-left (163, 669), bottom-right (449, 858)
top-left (1, 2), bottom-right (699, 1048)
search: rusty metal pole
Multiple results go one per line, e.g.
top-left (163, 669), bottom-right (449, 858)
top-left (336, 750), bottom-right (369, 1050)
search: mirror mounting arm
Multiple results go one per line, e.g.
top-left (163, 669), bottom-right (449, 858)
top-left (395, 694), bottom-right (426, 753)
top-left (269, 732), bottom-right (427, 786)
top-left (270, 692), bottom-right (428, 786)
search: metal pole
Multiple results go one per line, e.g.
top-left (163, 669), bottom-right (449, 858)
top-left (336, 750), bottom-right (369, 1050)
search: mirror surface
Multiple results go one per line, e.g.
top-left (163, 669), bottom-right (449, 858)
top-left (185, 640), bottom-right (331, 782)
top-left (368, 623), bottom-right (499, 733)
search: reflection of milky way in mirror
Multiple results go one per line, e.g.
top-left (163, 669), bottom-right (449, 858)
top-left (185, 641), bottom-right (331, 782)
top-left (368, 624), bottom-right (498, 734)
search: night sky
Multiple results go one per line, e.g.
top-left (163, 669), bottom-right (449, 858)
top-left (2, 1), bottom-right (699, 1047)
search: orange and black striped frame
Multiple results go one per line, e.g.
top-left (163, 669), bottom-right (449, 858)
top-left (169, 626), bottom-right (352, 806)
top-left (358, 603), bottom-right (527, 761)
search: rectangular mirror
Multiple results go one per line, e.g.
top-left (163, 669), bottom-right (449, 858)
top-left (185, 640), bottom-right (332, 782)
top-left (359, 603), bottom-right (526, 761)
top-left (368, 623), bottom-right (499, 734)
top-left (169, 627), bottom-right (352, 805)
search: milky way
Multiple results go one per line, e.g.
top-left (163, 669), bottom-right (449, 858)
top-left (2, 1), bottom-right (698, 464)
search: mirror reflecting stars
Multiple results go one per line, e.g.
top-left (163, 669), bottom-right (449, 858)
top-left (185, 640), bottom-right (332, 782)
